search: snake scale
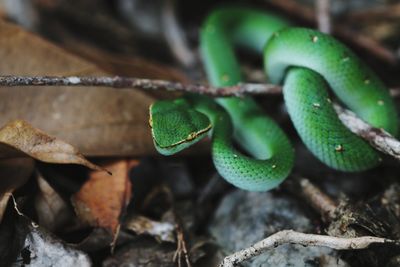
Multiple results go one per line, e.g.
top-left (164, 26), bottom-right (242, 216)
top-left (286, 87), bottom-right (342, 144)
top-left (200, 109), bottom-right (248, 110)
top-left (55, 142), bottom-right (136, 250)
top-left (149, 7), bottom-right (398, 191)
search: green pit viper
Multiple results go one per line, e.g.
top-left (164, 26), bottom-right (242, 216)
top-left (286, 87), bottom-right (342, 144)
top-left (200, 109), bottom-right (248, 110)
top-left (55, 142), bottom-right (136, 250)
top-left (149, 7), bottom-right (398, 191)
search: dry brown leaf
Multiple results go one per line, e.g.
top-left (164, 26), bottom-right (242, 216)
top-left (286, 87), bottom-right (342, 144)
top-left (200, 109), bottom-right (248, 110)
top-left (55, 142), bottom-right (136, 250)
top-left (0, 117), bottom-right (106, 223)
top-left (35, 172), bottom-right (73, 231)
top-left (0, 19), bottom-right (189, 156)
top-left (0, 157), bottom-right (34, 194)
top-left (0, 120), bottom-right (104, 171)
top-left (0, 192), bottom-right (11, 222)
top-left (0, 157), bottom-right (35, 222)
top-left (71, 160), bottom-right (135, 238)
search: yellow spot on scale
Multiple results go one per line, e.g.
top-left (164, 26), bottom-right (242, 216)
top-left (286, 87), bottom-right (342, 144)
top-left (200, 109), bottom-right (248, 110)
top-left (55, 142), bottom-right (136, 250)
top-left (272, 164), bottom-right (277, 169)
top-left (335, 144), bottom-right (344, 152)
top-left (233, 154), bottom-right (238, 158)
top-left (221, 74), bottom-right (230, 82)
top-left (342, 57), bottom-right (349, 63)
top-left (148, 104), bottom-right (154, 127)
top-left (313, 103), bottom-right (321, 108)
top-left (187, 132), bottom-right (197, 140)
top-left (207, 25), bottom-right (215, 33)
top-left (377, 100), bottom-right (384, 106)
top-left (312, 36), bottom-right (318, 43)
top-left (364, 79), bottom-right (370, 85)
top-left (326, 98), bottom-right (332, 103)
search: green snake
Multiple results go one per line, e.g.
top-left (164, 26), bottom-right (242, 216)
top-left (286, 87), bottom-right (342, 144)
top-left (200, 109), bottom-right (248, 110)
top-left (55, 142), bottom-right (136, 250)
top-left (149, 7), bottom-right (398, 191)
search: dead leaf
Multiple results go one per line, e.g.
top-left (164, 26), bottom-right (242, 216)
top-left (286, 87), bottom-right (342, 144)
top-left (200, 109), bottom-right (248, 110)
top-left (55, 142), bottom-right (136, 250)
top-left (0, 157), bottom-right (34, 222)
top-left (71, 160), bottom-right (134, 239)
top-left (0, 157), bottom-right (34, 194)
top-left (125, 215), bottom-right (175, 243)
top-left (0, 120), bottom-right (104, 172)
top-left (0, 192), bottom-right (11, 223)
top-left (34, 172), bottom-right (73, 232)
top-left (0, 19), bottom-right (189, 156)
top-left (0, 204), bottom-right (30, 266)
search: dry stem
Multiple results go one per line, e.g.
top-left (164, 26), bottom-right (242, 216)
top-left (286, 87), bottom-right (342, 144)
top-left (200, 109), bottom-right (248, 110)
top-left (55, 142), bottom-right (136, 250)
top-left (0, 75), bottom-right (281, 96)
top-left (296, 177), bottom-right (337, 221)
top-left (316, 0), bottom-right (331, 34)
top-left (219, 230), bottom-right (397, 267)
top-left (162, 0), bottom-right (196, 67)
top-left (335, 104), bottom-right (400, 161)
top-left (0, 75), bottom-right (399, 163)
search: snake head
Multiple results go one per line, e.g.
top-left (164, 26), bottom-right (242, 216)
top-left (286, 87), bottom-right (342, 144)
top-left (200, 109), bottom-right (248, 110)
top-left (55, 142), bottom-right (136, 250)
top-left (149, 99), bottom-right (212, 155)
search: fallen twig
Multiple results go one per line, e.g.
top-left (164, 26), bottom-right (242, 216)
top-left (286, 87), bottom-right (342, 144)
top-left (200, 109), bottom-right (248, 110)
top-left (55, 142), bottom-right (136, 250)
top-left (0, 75), bottom-right (398, 97)
top-left (0, 75), bottom-right (399, 162)
top-left (148, 185), bottom-right (192, 267)
top-left (316, 0), bottom-right (331, 34)
top-left (173, 222), bottom-right (192, 267)
top-left (0, 75), bottom-right (281, 96)
top-left (162, 0), bottom-right (196, 67)
top-left (342, 3), bottom-right (400, 22)
top-left (219, 229), bottom-right (397, 267)
top-left (295, 177), bottom-right (337, 221)
top-left (335, 104), bottom-right (400, 161)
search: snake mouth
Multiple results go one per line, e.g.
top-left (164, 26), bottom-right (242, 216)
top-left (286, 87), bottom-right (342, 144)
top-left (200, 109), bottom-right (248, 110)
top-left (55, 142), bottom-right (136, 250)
top-left (155, 123), bottom-right (212, 150)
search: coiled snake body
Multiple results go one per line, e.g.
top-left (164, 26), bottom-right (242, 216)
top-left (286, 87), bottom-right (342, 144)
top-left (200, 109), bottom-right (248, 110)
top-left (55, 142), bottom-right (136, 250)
top-left (150, 7), bottom-right (398, 191)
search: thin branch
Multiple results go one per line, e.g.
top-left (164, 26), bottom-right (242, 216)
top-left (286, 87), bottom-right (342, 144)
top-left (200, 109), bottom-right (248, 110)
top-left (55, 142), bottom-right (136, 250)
top-left (296, 177), bottom-right (337, 221)
top-left (316, 0), bottom-right (331, 34)
top-left (1, 75), bottom-right (398, 97)
top-left (0, 75), bottom-right (281, 96)
top-left (335, 104), bottom-right (400, 161)
top-left (173, 222), bottom-right (192, 267)
top-left (0, 75), bottom-right (399, 162)
top-left (160, 185), bottom-right (192, 267)
top-left (342, 4), bottom-right (400, 22)
top-left (219, 229), bottom-right (397, 267)
top-left (162, 0), bottom-right (196, 67)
